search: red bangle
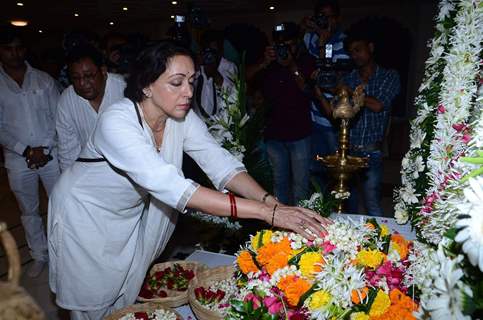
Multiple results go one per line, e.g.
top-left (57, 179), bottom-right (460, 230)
top-left (228, 192), bottom-right (237, 219)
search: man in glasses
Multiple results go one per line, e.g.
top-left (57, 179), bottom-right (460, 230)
top-left (56, 45), bottom-right (125, 171)
top-left (0, 28), bottom-right (60, 277)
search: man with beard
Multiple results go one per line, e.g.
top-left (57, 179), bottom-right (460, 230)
top-left (56, 45), bottom-right (125, 171)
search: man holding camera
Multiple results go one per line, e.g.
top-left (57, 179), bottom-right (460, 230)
top-left (261, 22), bottom-right (315, 205)
top-left (56, 45), bottom-right (125, 171)
top-left (0, 29), bottom-right (60, 277)
top-left (193, 30), bottom-right (237, 118)
top-left (303, 0), bottom-right (350, 191)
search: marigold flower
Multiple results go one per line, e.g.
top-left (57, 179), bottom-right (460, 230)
top-left (356, 249), bottom-right (385, 268)
top-left (237, 250), bottom-right (259, 274)
top-left (368, 290), bottom-right (391, 317)
top-left (257, 237), bottom-right (291, 267)
top-left (266, 251), bottom-right (289, 275)
top-left (307, 290), bottom-right (331, 310)
top-left (390, 234), bottom-right (410, 260)
top-left (283, 277), bottom-right (311, 307)
top-left (351, 287), bottom-right (369, 304)
top-left (380, 224), bottom-right (390, 237)
top-left (299, 252), bottom-right (324, 279)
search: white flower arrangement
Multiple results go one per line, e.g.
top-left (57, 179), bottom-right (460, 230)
top-left (393, 0), bottom-right (458, 225)
top-left (188, 210), bottom-right (242, 231)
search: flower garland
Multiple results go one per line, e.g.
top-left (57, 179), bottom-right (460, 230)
top-left (394, 0), bottom-right (459, 226)
top-left (416, 0), bottom-right (482, 244)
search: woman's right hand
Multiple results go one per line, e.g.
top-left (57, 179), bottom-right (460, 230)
top-left (264, 204), bottom-right (332, 240)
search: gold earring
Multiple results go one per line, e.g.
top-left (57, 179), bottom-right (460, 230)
top-left (143, 90), bottom-right (152, 98)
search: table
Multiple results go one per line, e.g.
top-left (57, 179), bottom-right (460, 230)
top-left (175, 214), bottom-right (415, 319)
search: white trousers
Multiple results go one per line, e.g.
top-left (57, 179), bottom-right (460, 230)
top-left (69, 294), bottom-right (129, 320)
top-left (7, 158), bottom-right (60, 261)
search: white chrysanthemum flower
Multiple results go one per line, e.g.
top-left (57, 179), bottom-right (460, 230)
top-left (394, 206), bottom-right (409, 225)
top-left (455, 176), bottom-right (483, 272)
top-left (420, 245), bottom-right (472, 320)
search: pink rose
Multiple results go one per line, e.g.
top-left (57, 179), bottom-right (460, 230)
top-left (437, 105), bottom-right (446, 113)
top-left (244, 293), bottom-right (261, 309)
top-left (263, 296), bottom-right (283, 315)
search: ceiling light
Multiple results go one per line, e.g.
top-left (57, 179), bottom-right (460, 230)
top-left (170, 15), bottom-right (175, 19)
top-left (109, 21), bottom-right (114, 25)
top-left (16, 2), bottom-right (24, 6)
top-left (10, 20), bottom-right (28, 27)
top-left (38, 30), bottom-right (43, 33)
top-left (74, 13), bottom-right (79, 17)
top-left (122, 7), bottom-right (128, 11)
top-left (269, 6), bottom-right (275, 10)
top-left (171, 1), bottom-right (178, 5)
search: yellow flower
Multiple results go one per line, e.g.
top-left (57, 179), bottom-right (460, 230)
top-left (356, 249), bottom-right (385, 268)
top-left (299, 252), bottom-right (325, 279)
top-left (251, 230), bottom-right (273, 251)
top-left (350, 312), bottom-right (369, 320)
top-left (290, 247), bottom-right (305, 259)
top-left (380, 224), bottom-right (390, 237)
top-left (308, 290), bottom-right (331, 310)
top-left (369, 290), bottom-right (391, 317)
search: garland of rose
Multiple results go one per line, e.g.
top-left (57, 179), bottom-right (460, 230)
top-left (415, 0), bottom-right (482, 244)
top-left (393, 0), bottom-right (459, 227)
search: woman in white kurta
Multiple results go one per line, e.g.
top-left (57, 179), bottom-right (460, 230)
top-left (47, 41), bottom-right (329, 320)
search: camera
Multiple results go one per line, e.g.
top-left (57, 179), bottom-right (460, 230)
top-left (172, 15), bottom-right (189, 44)
top-left (273, 23), bottom-right (291, 60)
top-left (315, 44), bottom-right (352, 89)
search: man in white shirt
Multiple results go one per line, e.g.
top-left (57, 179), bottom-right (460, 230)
top-left (56, 45), bottom-right (126, 171)
top-left (0, 29), bottom-right (60, 277)
top-left (193, 30), bottom-right (237, 118)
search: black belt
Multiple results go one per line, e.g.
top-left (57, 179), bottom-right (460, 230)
top-left (350, 142), bottom-right (382, 153)
top-left (76, 99), bottom-right (143, 163)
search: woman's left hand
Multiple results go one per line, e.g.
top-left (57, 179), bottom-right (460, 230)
top-left (268, 205), bottom-right (332, 240)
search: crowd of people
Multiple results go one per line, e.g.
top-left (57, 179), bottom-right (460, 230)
top-left (0, 0), bottom-right (400, 318)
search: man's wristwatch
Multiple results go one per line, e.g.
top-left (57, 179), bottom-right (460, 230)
top-left (293, 70), bottom-right (301, 77)
top-left (22, 146), bottom-right (32, 158)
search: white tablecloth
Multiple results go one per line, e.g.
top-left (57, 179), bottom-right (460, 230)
top-left (175, 215), bottom-right (415, 319)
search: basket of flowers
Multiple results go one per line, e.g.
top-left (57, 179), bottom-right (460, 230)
top-left (104, 302), bottom-right (183, 320)
top-left (137, 261), bottom-right (206, 308)
top-left (187, 265), bottom-right (237, 320)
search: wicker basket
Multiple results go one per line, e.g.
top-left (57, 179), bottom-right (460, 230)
top-left (0, 222), bottom-right (45, 320)
top-left (137, 261), bottom-right (207, 308)
top-left (104, 302), bottom-right (183, 320)
top-left (187, 265), bottom-right (235, 320)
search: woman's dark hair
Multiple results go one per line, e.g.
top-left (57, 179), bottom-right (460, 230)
top-left (124, 40), bottom-right (193, 102)
top-left (66, 45), bottom-right (104, 68)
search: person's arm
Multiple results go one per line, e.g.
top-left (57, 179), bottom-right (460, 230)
top-left (246, 46), bottom-right (276, 82)
top-left (364, 71), bottom-right (401, 113)
top-left (56, 97), bottom-right (81, 171)
top-left (0, 101), bottom-right (28, 156)
top-left (187, 183), bottom-right (329, 240)
top-left (42, 75), bottom-right (61, 149)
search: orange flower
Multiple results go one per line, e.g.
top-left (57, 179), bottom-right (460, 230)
top-left (370, 289), bottom-right (418, 320)
top-left (277, 275), bottom-right (311, 307)
top-left (390, 234), bottom-right (410, 260)
top-left (352, 287), bottom-right (369, 304)
top-left (265, 252), bottom-right (289, 275)
top-left (237, 250), bottom-right (259, 275)
top-left (257, 237), bottom-right (291, 267)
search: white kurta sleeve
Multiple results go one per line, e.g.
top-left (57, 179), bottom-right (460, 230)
top-left (93, 104), bottom-right (199, 212)
top-left (42, 76), bottom-right (60, 149)
top-left (183, 111), bottom-right (246, 190)
top-left (56, 96), bottom-right (81, 171)
top-left (0, 101), bottom-right (27, 155)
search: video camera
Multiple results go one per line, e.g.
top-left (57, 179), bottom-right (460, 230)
top-left (315, 44), bottom-right (352, 89)
top-left (273, 23), bottom-right (291, 60)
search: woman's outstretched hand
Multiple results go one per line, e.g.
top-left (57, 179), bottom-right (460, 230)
top-left (265, 204), bottom-right (332, 240)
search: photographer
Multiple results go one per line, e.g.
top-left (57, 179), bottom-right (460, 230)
top-left (193, 29), bottom-right (237, 118)
top-left (261, 22), bottom-right (315, 205)
top-left (302, 0), bottom-right (350, 191)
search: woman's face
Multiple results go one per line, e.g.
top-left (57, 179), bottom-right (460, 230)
top-left (147, 54), bottom-right (195, 120)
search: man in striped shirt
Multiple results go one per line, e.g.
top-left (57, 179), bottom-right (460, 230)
top-left (342, 30), bottom-right (400, 216)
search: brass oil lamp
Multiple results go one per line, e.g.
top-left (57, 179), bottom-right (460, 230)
top-left (316, 86), bottom-right (368, 213)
